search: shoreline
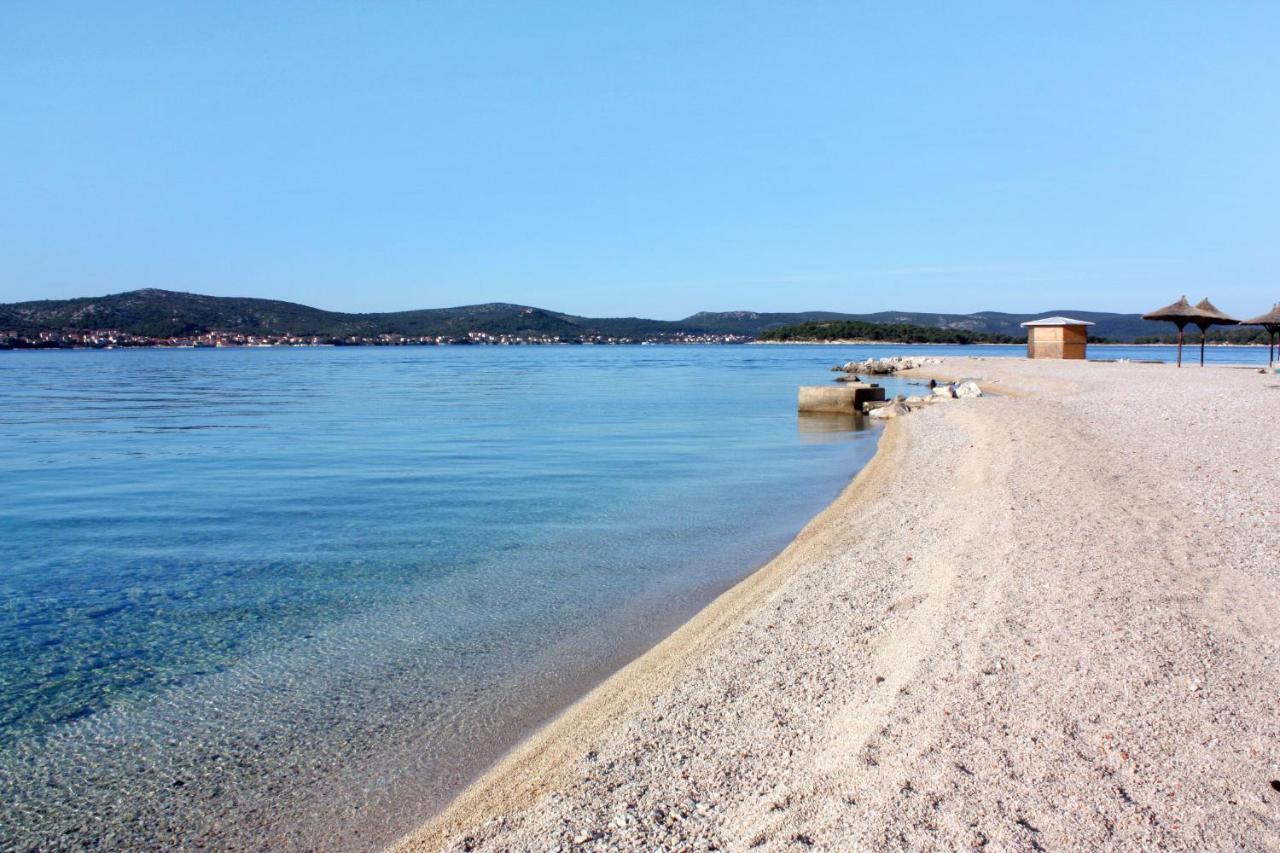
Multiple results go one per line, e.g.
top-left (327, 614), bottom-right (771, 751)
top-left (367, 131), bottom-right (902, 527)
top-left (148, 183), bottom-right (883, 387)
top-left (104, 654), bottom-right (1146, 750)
top-left (396, 421), bottom-right (906, 850)
top-left (748, 340), bottom-right (1271, 348)
top-left (396, 357), bottom-right (1280, 849)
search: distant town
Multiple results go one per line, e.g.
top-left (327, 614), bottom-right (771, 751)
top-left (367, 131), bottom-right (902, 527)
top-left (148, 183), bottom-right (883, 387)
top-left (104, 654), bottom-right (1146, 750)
top-left (0, 328), bottom-right (751, 349)
top-left (4, 288), bottom-right (1266, 350)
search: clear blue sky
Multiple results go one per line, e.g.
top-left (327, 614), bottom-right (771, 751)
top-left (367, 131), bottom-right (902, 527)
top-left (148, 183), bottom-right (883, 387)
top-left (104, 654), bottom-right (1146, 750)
top-left (3, 2), bottom-right (1277, 318)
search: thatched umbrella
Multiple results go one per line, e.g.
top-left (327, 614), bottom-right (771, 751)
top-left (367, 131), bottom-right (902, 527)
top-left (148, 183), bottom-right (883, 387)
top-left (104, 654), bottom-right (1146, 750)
top-left (1190, 298), bottom-right (1239, 367)
top-left (1141, 296), bottom-right (1203, 367)
top-left (1243, 303), bottom-right (1280, 368)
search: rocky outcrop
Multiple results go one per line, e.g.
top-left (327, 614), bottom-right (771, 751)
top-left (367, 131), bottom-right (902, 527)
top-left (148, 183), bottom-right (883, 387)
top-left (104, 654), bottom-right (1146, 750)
top-left (835, 356), bottom-right (943, 376)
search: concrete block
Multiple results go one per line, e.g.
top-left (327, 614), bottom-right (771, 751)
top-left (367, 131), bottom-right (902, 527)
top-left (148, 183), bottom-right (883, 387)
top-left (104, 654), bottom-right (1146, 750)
top-left (798, 384), bottom-right (885, 414)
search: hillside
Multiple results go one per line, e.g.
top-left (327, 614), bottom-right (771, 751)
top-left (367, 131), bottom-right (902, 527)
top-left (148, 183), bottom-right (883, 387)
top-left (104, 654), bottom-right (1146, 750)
top-left (0, 290), bottom-right (629, 339)
top-left (1, 289), bottom-right (1181, 342)
top-left (682, 309), bottom-right (1167, 341)
top-left (756, 319), bottom-right (1018, 344)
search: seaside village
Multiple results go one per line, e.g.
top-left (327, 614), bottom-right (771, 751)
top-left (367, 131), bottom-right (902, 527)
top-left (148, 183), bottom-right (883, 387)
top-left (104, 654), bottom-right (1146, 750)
top-left (799, 300), bottom-right (1280, 419)
top-left (0, 327), bottom-right (749, 349)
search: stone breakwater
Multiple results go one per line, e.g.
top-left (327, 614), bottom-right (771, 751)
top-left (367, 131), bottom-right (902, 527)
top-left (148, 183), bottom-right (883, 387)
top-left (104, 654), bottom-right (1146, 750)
top-left (832, 356), bottom-right (943, 375)
top-left (399, 357), bottom-right (1280, 851)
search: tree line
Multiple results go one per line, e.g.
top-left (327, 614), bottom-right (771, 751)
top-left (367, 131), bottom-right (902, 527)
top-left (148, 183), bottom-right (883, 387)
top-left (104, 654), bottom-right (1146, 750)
top-left (757, 320), bottom-right (1019, 344)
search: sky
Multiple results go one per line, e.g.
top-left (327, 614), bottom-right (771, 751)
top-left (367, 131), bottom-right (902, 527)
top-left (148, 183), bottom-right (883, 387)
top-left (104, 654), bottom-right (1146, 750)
top-left (3, 2), bottom-right (1278, 319)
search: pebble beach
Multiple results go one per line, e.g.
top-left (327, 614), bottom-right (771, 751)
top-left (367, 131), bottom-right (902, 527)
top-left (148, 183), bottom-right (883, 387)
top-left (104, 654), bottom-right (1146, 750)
top-left (398, 357), bottom-right (1280, 851)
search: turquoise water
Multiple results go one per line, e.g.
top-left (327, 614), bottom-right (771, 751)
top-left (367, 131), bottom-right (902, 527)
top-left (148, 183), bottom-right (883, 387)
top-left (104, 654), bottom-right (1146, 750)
top-left (0, 344), bottom-right (904, 850)
top-left (0, 343), bottom-right (1267, 849)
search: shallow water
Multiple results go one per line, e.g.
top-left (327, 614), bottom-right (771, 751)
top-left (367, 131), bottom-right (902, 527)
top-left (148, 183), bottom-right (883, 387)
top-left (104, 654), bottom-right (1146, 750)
top-left (0, 341), bottom-right (1270, 849)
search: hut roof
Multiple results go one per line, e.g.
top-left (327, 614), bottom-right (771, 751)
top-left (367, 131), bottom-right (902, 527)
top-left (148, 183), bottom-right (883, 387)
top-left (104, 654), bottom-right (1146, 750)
top-left (1243, 303), bottom-right (1280, 326)
top-left (1142, 296), bottom-right (1204, 323)
top-left (1191, 298), bottom-right (1239, 326)
top-left (1019, 316), bottom-right (1094, 327)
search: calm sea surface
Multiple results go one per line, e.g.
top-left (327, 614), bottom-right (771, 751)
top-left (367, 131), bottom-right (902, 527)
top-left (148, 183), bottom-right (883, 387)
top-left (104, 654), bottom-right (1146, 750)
top-left (0, 343), bottom-right (1267, 848)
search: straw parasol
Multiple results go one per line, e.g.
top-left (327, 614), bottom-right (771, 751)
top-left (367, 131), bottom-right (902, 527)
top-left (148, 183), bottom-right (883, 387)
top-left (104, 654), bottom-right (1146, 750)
top-left (1190, 298), bottom-right (1239, 367)
top-left (1141, 296), bottom-right (1203, 367)
top-left (1243, 302), bottom-right (1280, 368)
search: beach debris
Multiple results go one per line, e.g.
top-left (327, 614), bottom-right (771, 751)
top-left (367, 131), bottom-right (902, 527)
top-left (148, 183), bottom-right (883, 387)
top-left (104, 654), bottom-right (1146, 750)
top-left (955, 380), bottom-right (984, 398)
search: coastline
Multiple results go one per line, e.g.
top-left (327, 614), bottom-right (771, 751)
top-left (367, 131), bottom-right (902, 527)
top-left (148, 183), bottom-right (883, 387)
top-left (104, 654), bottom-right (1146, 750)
top-left (748, 340), bottom-right (1270, 348)
top-left (397, 357), bottom-right (1280, 850)
top-left (396, 421), bottom-right (907, 850)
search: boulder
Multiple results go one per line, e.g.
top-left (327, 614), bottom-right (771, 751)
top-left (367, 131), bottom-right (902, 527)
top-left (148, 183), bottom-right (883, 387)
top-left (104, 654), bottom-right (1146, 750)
top-left (837, 356), bottom-right (945, 376)
top-left (955, 380), bottom-right (983, 398)
top-left (905, 395), bottom-right (926, 404)
top-left (868, 400), bottom-right (910, 419)
top-left (932, 384), bottom-right (956, 399)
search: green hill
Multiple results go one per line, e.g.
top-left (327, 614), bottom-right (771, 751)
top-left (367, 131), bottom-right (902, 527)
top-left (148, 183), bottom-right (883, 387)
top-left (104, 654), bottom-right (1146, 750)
top-left (756, 319), bottom-right (1018, 344)
top-left (0, 288), bottom-right (1194, 342)
top-left (681, 309), bottom-right (1170, 341)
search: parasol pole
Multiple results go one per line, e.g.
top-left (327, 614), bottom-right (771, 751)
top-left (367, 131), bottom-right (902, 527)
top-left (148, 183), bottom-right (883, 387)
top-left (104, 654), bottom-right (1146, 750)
top-left (1177, 323), bottom-right (1184, 367)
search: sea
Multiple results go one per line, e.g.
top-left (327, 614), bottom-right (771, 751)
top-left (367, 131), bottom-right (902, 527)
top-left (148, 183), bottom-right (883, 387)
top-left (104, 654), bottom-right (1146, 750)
top-left (0, 342), bottom-right (1270, 848)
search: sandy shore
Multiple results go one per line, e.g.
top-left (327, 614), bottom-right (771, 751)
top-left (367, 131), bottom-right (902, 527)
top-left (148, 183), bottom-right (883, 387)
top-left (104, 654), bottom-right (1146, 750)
top-left (398, 358), bottom-right (1280, 851)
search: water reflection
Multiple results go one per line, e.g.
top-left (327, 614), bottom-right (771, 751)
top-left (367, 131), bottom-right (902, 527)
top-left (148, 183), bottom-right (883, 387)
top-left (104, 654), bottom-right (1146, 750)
top-left (796, 412), bottom-right (873, 443)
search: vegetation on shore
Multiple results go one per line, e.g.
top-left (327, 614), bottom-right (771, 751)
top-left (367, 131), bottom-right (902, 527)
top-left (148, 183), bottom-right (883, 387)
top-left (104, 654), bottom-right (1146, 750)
top-left (757, 320), bottom-right (1019, 344)
top-left (1134, 328), bottom-right (1272, 345)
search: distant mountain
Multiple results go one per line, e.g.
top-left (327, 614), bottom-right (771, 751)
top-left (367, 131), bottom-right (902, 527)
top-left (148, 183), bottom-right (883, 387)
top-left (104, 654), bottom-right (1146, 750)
top-left (0, 289), bottom-right (1175, 341)
top-left (679, 311), bottom-right (862, 333)
top-left (680, 309), bottom-right (1167, 341)
top-left (757, 319), bottom-right (1018, 345)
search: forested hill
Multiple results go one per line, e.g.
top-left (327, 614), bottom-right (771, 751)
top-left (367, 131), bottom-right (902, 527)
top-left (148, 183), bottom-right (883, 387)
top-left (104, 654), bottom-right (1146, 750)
top-left (756, 320), bottom-right (1019, 344)
top-left (0, 289), bottom-right (1178, 341)
top-left (0, 289), bottom-right (684, 339)
top-left (686, 309), bottom-right (1165, 341)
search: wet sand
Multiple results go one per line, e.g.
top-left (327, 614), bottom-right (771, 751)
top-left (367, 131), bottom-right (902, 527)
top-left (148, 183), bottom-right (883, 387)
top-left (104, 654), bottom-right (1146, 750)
top-left (398, 358), bottom-right (1280, 850)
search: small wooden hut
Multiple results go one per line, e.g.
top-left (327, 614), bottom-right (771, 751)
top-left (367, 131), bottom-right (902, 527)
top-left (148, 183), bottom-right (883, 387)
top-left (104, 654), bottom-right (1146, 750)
top-left (1020, 316), bottom-right (1094, 360)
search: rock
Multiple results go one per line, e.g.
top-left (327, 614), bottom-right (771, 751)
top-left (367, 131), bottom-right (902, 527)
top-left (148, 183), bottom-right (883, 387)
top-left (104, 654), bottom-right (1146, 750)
top-left (932, 384), bottom-right (956, 399)
top-left (955, 380), bottom-right (983, 398)
top-left (868, 401), bottom-right (910, 419)
top-left (905, 395), bottom-right (926, 404)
